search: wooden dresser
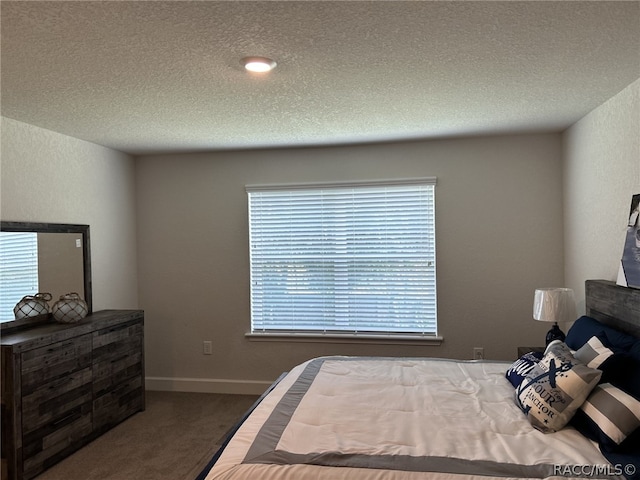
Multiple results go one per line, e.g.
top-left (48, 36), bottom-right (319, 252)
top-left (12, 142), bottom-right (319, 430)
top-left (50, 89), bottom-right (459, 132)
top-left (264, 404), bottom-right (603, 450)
top-left (1, 310), bottom-right (145, 480)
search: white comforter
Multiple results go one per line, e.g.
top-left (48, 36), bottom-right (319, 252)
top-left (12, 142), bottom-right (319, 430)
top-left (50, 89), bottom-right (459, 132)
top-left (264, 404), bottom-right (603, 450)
top-left (203, 357), bottom-right (619, 480)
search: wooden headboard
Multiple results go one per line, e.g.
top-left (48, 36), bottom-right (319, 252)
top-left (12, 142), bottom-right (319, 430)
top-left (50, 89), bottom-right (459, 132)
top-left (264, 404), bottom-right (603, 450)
top-left (585, 279), bottom-right (640, 339)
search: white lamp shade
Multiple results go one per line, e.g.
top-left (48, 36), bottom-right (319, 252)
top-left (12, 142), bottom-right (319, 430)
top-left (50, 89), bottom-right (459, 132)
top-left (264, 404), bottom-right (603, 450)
top-left (533, 288), bottom-right (576, 323)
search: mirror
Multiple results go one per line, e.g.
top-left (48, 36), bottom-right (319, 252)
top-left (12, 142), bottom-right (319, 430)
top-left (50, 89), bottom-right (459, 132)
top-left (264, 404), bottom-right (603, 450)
top-left (0, 222), bottom-right (91, 329)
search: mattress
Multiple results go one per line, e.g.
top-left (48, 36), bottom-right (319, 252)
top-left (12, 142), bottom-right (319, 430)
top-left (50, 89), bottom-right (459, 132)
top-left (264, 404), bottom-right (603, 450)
top-left (200, 356), bottom-right (623, 480)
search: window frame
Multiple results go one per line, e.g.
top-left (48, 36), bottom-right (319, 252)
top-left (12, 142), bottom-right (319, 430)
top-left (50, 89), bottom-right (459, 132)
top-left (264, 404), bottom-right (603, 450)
top-left (245, 178), bottom-right (441, 345)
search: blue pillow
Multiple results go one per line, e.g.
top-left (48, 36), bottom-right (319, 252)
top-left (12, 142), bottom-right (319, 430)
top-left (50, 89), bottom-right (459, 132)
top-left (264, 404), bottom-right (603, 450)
top-left (601, 449), bottom-right (640, 480)
top-left (565, 316), bottom-right (638, 351)
top-left (599, 353), bottom-right (640, 398)
top-left (505, 351), bottom-right (543, 388)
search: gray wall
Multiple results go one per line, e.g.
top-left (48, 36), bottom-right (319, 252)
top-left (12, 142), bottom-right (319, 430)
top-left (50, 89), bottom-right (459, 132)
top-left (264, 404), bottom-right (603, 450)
top-left (137, 133), bottom-right (564, 392)
top-left (563, 79), bottom-right (640, 310)
top-left (0, 117), bottom-right (139, 312)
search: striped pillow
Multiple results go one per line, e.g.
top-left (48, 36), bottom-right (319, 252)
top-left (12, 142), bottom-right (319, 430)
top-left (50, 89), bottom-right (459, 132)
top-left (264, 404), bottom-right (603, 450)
top-left (574, 334), bottom-right (615, 368)
top-left (576, 383), bottom-right (640, 451)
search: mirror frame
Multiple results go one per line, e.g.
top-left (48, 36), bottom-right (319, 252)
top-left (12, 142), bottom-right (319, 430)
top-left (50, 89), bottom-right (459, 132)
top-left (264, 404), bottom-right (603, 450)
top-left (0, 221), bottom-right (92, 331)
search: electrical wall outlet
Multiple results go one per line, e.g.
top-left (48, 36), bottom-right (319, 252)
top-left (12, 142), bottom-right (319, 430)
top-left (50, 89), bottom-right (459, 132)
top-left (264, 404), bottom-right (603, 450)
top-left (203, 341), bottom-right (213, 355)
top-left (473, 347), bottom-right (484, 360)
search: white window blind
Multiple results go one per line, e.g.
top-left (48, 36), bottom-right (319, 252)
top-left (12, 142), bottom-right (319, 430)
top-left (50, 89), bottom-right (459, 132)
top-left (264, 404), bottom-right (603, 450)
top-left (0, 232), bottom-right (39, 322)
top-left (247, 179), bottom-right (437, 336)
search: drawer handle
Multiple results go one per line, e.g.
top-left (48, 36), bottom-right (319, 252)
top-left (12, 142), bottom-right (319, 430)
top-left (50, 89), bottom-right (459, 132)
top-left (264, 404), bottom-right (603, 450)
top-left (106, 323), bottom-right (133, 333)
top-left (49, 377), bottom-right (72, 389)
top-left (111, 354), bottom-right (129, 364)
top-left (114, 384), bottom-right (128, 394)
top-left (53, 412), bottom-right (76, 426)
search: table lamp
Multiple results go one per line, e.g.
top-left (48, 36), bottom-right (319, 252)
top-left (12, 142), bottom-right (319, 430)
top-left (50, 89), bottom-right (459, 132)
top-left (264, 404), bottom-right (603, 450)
top-left (533, 287), bottom-right (576, 345)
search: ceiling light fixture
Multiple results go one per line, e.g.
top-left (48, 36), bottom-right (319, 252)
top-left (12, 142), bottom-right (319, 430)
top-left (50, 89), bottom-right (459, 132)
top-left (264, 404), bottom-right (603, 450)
top-left (241, 56), bottom-right (277, 73)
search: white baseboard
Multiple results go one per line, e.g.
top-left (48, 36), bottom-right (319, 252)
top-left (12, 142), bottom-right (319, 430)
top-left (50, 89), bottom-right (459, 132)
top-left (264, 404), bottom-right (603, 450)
top-left (145, 376), bottom-right (273, 395)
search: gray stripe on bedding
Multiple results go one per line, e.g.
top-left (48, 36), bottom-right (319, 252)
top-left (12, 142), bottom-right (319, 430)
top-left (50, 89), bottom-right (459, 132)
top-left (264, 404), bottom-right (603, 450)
top-left (243, 357), bottom-right (325, 462)
top-left (248, 450), bottom-right (559, 478)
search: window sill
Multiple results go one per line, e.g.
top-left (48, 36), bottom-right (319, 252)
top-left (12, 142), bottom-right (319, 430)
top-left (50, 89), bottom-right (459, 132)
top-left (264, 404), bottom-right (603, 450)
top-left (245, 332), bottom-right (443, 346)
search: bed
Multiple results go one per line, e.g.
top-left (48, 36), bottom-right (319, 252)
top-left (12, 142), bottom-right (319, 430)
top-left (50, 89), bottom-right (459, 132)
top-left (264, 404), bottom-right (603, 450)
top-left (197, 280), bottom-right (640, 480)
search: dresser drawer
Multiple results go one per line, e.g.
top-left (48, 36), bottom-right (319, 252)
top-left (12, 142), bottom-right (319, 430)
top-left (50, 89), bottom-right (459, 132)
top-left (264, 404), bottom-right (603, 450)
top-left (92, 320), bottom-right (142, 358)
top-left (92, 320), bottom-right (143, 396)
top-left (93, 375), bottom-right (144, 433)
top-left (93, 351), bottom-right (143, 397)
top-left (21, 335), bottom-right (92, 395)
top-left (22, 403), bottom-right (93, 479)
top-left (21, 367), bottom-right (93, 434)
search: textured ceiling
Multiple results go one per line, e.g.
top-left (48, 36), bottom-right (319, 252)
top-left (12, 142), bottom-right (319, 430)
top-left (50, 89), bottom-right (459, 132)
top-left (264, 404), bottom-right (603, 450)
top-left (1, 1), bottom-right (639, 155)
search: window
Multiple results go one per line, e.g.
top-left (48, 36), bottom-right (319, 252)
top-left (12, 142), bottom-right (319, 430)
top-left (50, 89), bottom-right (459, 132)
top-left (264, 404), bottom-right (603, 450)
top-left (247, 179), bottom-right (437, 338)
top-left (0, 231), bottom-right (39, 321)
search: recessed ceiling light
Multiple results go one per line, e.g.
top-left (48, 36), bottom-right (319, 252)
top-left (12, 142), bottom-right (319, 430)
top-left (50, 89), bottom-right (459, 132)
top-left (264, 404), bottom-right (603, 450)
top-left (241, 56), bottom-right (277, 73)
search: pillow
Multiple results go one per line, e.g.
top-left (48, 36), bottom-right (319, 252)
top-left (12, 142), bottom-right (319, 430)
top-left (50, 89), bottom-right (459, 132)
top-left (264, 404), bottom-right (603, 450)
top-left (565, 316), bottom-right (638, 351)
top-left (598, 353), bottom-right (640, 398)
top-left (516, 341), bottom-right (601, 433)
top-left (574, 333), bottom-right (619, 368)
top-left (506, 351), bottom-right (544, 388)
top-left (614, 426), bottom-right (640, 454)
top-left (571, 383), bottom-right (640, 452)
